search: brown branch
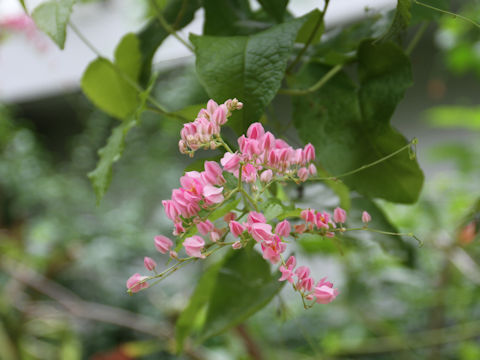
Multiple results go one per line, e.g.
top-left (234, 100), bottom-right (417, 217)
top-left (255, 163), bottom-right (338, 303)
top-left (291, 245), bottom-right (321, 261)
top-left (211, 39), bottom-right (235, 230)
top-left (235, 324), bottom-right (263, 360)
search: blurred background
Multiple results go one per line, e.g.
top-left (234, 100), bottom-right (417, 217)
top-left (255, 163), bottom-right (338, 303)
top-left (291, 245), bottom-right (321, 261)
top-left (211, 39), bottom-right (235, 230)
top-left (1, 0), bottom-right (479, 359)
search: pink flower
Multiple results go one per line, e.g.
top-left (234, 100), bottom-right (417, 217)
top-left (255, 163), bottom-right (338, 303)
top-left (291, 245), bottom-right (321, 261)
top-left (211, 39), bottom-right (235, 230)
top-left (247, 211), bottom-right (267, 224)
top-left (210, 230), bottom-right (221, 242)
top-left (247, 122), bottom-right (265, 140)
top-left (304, 143), bottom-right (315, 162)
top-left (197, 219), bottom-right (214, 235)
top-left (173, 222), bottom-right (185, 236)
top-left (241, 163), bottom-right (257, 183)
top-left (260, 131), bottom-right (275, 151)
top-left (154, 235), bottom-right (173, 254)
top-left (298, 167), bottom-right (308, 182)
top-left (261, 236), bottom-right (286, 264)
top-left (144, 257), bottom-right (157, 271)
top-left (301, 209), bottom-right (315, 224)
top-left (202, 161), bottom-right (224, 185)
top-left (203, 185), bottom-right (224, 204)
top-left (162, 200), bottom-right (179, 221)
top-left (275, 220), bottom-right (291, 237)
top-left (314, 285), bottom-right (338, 304)
top-left (126, 273), bottom-right (149, 293)
top-left (212, 106), bottom-right (227, 126)
top-left (249, 222), bottom-right (274, 242)
top-left (183, 236), bottom-right (205, 258)
top-left (315, 212), bottom-right (330, 229)
top-left (295, 266), bottom-right (310, 280)
top-left (229, 220), bottom-right (246, 237)
top-left (362, 211), bottom-right (372, 224)
top-left (260, 169), bottom-right (273, 183)
top-left (294, 224), bottom-right (306, 234)
top-left (220, 152), bottom-right (241, 172)
top-left (223, 212), bottom-right (236, 223)
top-left (279, 255), bottom-right (296, 283)
top-left (308, 163), bottom-right (317, 176)
top-left (314, 277), bottom-right (338, 304)
top-left (333, 207), bottom-right (347, 224)
top-left (232, 241), bottom-right (242, 249)
top-left (299, 277), bottom-right (314, 291)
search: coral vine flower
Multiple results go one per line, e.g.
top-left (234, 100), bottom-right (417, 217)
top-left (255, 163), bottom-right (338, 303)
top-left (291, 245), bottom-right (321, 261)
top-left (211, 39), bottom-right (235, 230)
top-left (154, 235), bottom-right (173, 254)
top-left (183, 236), bottom-right (205, 258)
top-left (126, 273), bottom-right (149, 293)
top-left (333, 207), bottom-right (347, 224)
top-left (275, 220), bottom-right (291, 237)
top-left (362, 211), bottom-right (372, 224)
top-left (229, 221), bottom-right (246, 237)
top-left (144, 257), bottom-right (157, 271)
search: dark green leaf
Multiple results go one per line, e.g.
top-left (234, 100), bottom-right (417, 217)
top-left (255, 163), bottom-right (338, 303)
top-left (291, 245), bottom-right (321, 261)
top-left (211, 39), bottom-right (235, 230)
top-left (175, 261), bottom-right (223, 352)
top-left (31, 0), bottom-right (76, 49)
top-left (293, 41), bottom-right (423, 203)
top-left (258, 0), bottom-right (289, 23)
top-left (191, 15), bottom-right (308, 133)
top-left (203, 0), bottom-right (252, 36)
top-left (137, 0), bottom-right (201, 84)
top-left (81, 34), bottom-right (141, 120)
top-left (381, 0), bottom-right (412, 42)
top-left (346, 196), bottom-right (416, 266)
top-left (201, 248), bottom-right (284, 340)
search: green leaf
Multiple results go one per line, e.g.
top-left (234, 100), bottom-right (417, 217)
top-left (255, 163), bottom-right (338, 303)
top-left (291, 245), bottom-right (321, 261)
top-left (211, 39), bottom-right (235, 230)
top-left (346, 196), bottom-right (416, 266)
top-left (296, 8), bottom-right (323, 44)
top-left (88, 72), bottom-right (155, 203)
top-left (31, 0), bottom-right (76, 49)
top-left (258, 0), bottom-right (289, 23)
top-left (191, 15), bottom-right (308, 133)
top-left (209, 198), bottom-right (241, 221)
top-left (81, 34), bottom-right (141, 120)
top-left (297, 233), bottom-right (338, 254)
top-left (203, 0), bottom-right (252, 36)
top-left (137, 0), bottom-right (201, 84)
top-left (88, 120), bottom-right (136, 204)
top-left (175, 261), bottom-right (223, 352)
top-left (381, 0), bottom-right (412, 42)
top-left (200, 248), bottom-right (284, 340)
top-left (260, 198), bottom-right (285, 221)
top-left (223, 172), bottom-right (238, 191)
top-left (292, 41), bottom-right (423, 203)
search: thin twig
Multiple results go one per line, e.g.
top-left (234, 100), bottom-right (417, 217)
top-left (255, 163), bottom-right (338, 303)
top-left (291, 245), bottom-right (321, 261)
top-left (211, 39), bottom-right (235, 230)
top-left (279, 64), bottom-right (342, 95)
top-left (406, 22), bottom-right (428, 55)
top-left (413, 0), bottom-right (480, 29)
top-left (150, 0), bottom-right (194, 52)
top-left (287, 0), bottom-right (330, 73)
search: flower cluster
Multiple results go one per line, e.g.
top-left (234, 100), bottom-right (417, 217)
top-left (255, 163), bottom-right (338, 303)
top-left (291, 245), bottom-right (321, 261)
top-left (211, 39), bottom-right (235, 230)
top-left (126, 98), bottom-right (376, 309)
top-left (179, 98), bottom-right (243, 155)
top-left (221, 122), bottom-right (317, 184)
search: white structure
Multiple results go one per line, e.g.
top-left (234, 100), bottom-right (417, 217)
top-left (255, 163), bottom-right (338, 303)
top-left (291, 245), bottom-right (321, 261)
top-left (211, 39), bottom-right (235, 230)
top-left (0, 0), bottom-right (396, 103)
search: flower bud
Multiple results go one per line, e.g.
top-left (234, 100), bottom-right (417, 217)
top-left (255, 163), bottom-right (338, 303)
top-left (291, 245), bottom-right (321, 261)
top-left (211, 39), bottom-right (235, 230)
top-left (229, 220), bottom-right (246, 237)
top-left (260, 169), bottom-right (273, 183)
top-left (232, 241), bottom-right (242, 249)
top-left (154, 235), bottom-right (173, 254)
top-left (333, 207), bottom-right (347, 224)
top-left (362, 211), bottom-right (372, 224)
top-left (183, 236), bottom-right (205, 258)
top-left (275, 220), bottom-right (291, 237)
top-left (144, 257), bottom-right (157, 271)
top-left (126, 273), bottom-right (149, 293)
